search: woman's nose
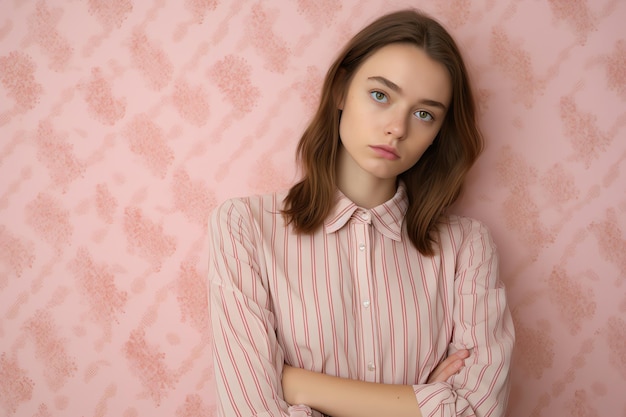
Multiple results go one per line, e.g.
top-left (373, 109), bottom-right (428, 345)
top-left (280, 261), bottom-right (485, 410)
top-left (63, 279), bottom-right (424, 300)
top-left (385, 113), bottom-right (408, 139)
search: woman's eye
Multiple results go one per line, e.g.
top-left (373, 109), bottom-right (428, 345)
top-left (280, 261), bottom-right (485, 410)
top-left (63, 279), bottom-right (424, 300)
top-left (370, 91), bottom-right (387, 103)
top-left (415, 110), bottom-right (433, 121)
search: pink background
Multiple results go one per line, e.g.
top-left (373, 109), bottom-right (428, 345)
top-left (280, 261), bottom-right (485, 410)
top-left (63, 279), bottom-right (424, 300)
top-left (1, 0), bottom-right (625, 416)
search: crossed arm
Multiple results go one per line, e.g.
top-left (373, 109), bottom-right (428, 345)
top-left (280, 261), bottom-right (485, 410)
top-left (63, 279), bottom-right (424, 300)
top-left (281, 349), bottom-right (470, 417)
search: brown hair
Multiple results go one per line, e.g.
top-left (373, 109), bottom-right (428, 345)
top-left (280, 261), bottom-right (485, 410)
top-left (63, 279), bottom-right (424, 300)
top-left (282, 9), bottom-right (483, 256)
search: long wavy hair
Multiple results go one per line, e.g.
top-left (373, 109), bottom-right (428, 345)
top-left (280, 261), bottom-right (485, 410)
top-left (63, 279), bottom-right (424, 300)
top-left (282, 9), bottom-right (484, 256)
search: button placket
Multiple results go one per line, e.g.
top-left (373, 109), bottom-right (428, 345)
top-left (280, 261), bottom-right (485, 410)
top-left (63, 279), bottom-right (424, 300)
top-left (352, 218), bottom-right (377, 381)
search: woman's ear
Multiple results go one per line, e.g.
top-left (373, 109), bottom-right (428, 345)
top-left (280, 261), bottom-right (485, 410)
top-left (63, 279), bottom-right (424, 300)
top-left (333, 69), bottom-right (348, 110)
top-left (337, 95), bottom-right (345, 111)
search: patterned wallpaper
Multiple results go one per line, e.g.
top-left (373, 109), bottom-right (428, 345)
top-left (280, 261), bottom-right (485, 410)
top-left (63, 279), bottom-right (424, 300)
top-left (1, 0), bottom-right (625, 416)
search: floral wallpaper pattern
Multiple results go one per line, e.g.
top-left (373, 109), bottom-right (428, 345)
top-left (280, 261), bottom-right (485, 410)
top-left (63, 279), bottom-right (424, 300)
top-left (1, 0), bottom-right (625, 416)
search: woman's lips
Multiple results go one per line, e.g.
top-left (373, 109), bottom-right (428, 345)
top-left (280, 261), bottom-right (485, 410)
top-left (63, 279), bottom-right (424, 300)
top-left (370, 145), bottom-right (400, 160)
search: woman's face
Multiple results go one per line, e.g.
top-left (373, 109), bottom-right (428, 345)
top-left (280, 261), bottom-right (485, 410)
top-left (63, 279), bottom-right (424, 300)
top-left (337, 43), bottom-right (451, 183)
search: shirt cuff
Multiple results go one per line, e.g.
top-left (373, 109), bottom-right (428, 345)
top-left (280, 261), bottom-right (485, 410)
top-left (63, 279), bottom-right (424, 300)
top-left (413, 382), bottom-right (459, 417)
top-left (287, 404), bottom-right (313, 416)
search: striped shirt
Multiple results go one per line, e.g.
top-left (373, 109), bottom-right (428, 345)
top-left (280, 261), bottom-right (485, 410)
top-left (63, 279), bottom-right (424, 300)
top-left (208, 184), bottom-right (514, 417)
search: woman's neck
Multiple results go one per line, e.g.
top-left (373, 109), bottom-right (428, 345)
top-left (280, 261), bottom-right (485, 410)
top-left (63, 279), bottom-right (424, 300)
top-left (340, 182), bottom-right (396, 209)
top-left (336, 150), bottom-right (397, 209)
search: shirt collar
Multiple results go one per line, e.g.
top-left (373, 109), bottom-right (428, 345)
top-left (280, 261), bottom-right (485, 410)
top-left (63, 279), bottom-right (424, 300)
top-left (324, 182), bottom-right (408, 241)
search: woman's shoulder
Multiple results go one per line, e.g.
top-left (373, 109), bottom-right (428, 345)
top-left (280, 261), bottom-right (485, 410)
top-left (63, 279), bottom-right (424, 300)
top-left (442, 214), bottom-right (491, 231)
top-left (438, 214), bottom-right (497, 251)
top-left (210, 190), bottom-right (288, 223)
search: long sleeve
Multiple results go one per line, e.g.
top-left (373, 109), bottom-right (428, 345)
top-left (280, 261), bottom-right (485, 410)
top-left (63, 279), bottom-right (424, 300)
top-left (208, 199), bottom-right (312, 417)
top-left (413, 220), bottom-right (515, 417)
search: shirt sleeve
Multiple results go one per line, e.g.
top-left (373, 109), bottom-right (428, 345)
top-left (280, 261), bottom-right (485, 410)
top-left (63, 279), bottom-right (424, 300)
top-left (208, 199), bottom-right (313, 417)
top-left (413, 219), bottom-right (515, 417)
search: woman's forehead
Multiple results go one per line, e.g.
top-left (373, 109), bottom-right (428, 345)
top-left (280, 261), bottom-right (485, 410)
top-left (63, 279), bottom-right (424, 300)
top-left (349, 43), bottom-right (452, 104)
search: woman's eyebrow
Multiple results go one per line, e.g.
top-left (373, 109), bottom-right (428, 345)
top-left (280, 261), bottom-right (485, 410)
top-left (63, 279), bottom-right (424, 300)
top-left (368, 76), bottom-right (402, 93)
top-left (367, 75), bottom-right (448, 111)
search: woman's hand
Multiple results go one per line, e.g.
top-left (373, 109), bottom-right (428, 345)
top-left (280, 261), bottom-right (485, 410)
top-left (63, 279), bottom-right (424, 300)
top-left (427, 349), bottom-right (470, 383)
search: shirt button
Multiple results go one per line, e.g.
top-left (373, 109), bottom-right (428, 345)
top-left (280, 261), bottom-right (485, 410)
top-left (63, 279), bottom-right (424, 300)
top-left (362, 300), bottom-right (370, 308)
top-left (367, 362), bottom-right (376, 371)
top-left (362, 212), bottom-right (371, 222)
top-left (359, 243), bottom-right (365, 251)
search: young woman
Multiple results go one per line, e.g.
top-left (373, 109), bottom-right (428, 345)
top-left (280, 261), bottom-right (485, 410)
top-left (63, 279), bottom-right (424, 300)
top-left (208, 9), bottom-right (514, 417)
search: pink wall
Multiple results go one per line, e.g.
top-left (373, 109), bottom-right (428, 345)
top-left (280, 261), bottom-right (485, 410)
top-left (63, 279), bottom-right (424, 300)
top-left (1, 1), bottom-right (625, 416)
